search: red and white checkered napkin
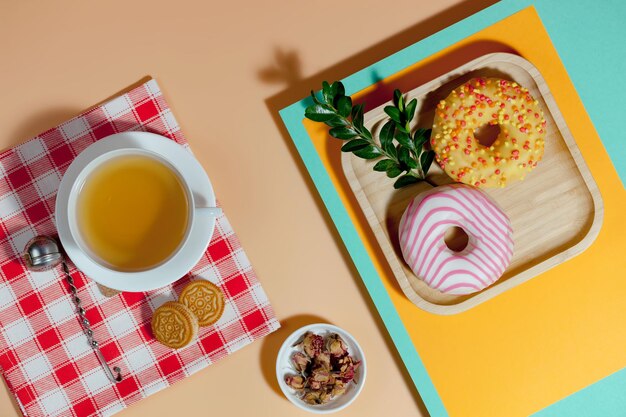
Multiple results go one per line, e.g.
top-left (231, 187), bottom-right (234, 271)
top-left (0, 80), bottom-right (280, 417)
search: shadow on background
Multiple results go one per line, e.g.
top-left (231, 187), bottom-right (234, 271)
top-left (258, 48), bottom-right (303, 86)
top-left (5, 76), bottom-right (152, 152)
top-left (259, 1), bottom-right (505, 414)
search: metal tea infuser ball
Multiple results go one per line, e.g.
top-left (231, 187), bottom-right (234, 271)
top-left (23, 236), bottom-right (123, 383)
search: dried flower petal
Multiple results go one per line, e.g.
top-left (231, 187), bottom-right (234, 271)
top-left (302, 332), bottom-right (324, 358)
top-left (292, 352), bottom-right (310, 373)
top-left (340, 366), bottom-right (355, 383)
top-left (335, 356), bottom-right (359, 383)
top-left (327, 373), bottom-right (336, 386)
top-left (336, 355), bottom-right (358, 373)
top-left (311, 367), bottom-right (330, 383)
top-left (331, 381), bottom-right (347, 397)
top-left (303, 390), bottom-right (322, 405)
top-left (285, 374), bottom-right (305, 390)
top-left (318, 390), bottom-right (332, 404)
top-left (327, 334), bottom-right (348, 357)
top-left (316, 352), bottom-right (331, 369)
top-left (290, 331), bottom-right (360, 406)
top-left (308, 379), bottom-right (322, 390)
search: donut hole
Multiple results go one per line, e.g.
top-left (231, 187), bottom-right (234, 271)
top-left (474, 123), bottom-right (501, 147)
top-left (444, 226), bottom-right (469, 252)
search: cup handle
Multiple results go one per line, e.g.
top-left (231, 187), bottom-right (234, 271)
top-left (195, 207), bottom-right (222, 217)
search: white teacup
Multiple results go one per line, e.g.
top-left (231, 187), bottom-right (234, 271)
top-left (55, 132), bottom-right (218, 292)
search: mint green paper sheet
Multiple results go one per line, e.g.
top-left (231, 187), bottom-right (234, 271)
top-left (533, 367), bottom-right (626, 417)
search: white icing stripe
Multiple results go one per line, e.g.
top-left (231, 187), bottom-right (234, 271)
top-left (398, 198), bottom-right (417, 249)
top-left (455, 186), bottom-right (514, 246)
top-left (416, 230), bottom-right (503, 287)
top-left (411, 201), bottom-right (509, 277)
top-left (454, 186), bottom-right (512, 237)
top-left (400, 198), bottom-right (502, 281)
top-left (399, 185), bottom-right (513, 295)
top-left (408, 213), bottom-right (501, 283)
top-left (414, 218), bottom-right (495, 281)
top-left (439, 190), bottom-right (512, 258)
top-left (428, 244), bottom-right (495, 287)
top-left (410, 203), bottom-right (504, 284)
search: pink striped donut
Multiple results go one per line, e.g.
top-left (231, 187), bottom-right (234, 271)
top-left (398, 184), bottom-right (513, 295)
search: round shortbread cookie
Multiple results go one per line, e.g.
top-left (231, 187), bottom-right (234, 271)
top-left (151, 301), bottom-right (198, 349)
top-left (179, 280), bottom-right (225, 327)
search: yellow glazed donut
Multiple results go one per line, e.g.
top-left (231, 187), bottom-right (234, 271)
top-left (431, 77), bottom-right (546, 187)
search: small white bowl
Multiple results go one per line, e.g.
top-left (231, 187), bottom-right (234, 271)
top-left (276, 323), bottom-right (366, 414)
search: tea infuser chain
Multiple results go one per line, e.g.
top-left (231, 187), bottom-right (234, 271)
top-left (23, 236), bottom-right (122, 384)
top-left (61, 262), bottom-right (122, 383)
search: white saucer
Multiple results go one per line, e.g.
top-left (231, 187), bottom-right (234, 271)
top-left (55, 132), bottom-right (216, 292)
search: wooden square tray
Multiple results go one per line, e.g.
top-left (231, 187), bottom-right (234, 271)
top-left (342, 53), bottom-right (603, 314)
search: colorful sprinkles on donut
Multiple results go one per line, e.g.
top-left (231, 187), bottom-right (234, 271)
top-left (431, 77), bottom-right (546, 187)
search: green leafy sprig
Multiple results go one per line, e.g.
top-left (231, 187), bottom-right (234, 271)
top-left (304, 81), bottom-right (435, 189)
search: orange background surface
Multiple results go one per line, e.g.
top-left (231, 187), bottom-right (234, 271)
top-left (0, 0), bottom-right (503, 416)
top-left (304, 7), bottom-right (626, 417)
